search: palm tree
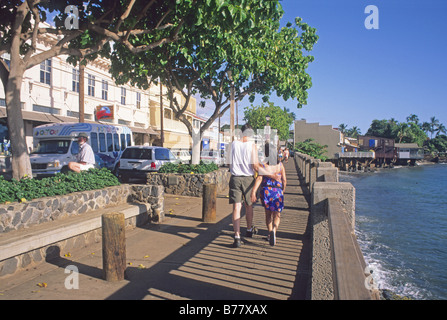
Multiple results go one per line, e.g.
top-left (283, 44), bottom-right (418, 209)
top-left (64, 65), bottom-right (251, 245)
top-left (338, 123), bottom-right (348, 134)
top-left (406, 114), bottom-right (420, 126)
top-left (347, 126), bottom-right (361, 138)
top-left (396, 122), bottom-right (409, 143)
top-left (429, 116), bottom-right (440, 139)
top-left (436, 123), bottom-right (447, 137)
top-left (422, 122), bottom-right (431, 136)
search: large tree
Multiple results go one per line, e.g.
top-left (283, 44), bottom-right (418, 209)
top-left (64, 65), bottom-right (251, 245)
top-left (0, 0), bottom-right (232, 179)
top-left (109, 3), bottom-right (318, 163)
top-left (243, 102), bottom-right (295, 141)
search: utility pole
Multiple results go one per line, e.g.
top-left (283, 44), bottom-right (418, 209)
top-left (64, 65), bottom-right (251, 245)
top-left (236, 99), bottom-right (238, 128)
top-left (159, 79), bottom-right (164, 147)
top-left (228, 71), bottom-right (234, 142)
top-left (79, 62), bottom-right (85, 123)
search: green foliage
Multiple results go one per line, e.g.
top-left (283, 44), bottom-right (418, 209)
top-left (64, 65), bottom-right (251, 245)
top-left (243, 102), bottom-right (295, 141)
top-left (338, 123), bottom-right (361, 138)
top-left (294, 138), bottom-right (328, 161)
top-left (351, 114), bottom-right (447, 154)
top-left (424, 134), bottom-right (447, 155)
top-left (0, 168), bottom-right (119, 204)
top-left (158, 161), bottom-right (218, 174)
top-left (364, 116), bottom-right (429, 147)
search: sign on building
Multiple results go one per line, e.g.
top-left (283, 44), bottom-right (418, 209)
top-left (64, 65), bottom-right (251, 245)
top-left (96, 105), bottom-right (114, 120)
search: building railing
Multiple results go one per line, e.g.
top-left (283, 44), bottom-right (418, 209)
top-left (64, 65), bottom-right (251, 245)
top-left (335, 151), bottom-right (375, 159)
top-left (294, 152), bottom-right (378, 300)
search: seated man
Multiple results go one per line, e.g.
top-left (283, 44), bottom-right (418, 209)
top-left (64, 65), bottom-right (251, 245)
top-left (68, 132), bottom-right (95, 172)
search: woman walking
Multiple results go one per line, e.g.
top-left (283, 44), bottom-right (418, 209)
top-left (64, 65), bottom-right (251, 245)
top-left (251, 145), bottom-right (287, 246)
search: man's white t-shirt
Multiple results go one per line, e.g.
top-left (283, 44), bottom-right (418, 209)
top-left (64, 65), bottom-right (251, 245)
top-left (230, 140), bottom-right (255, 176)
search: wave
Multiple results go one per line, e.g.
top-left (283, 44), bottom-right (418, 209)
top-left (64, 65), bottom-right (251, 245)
top-left (356, 227), bottom-right (437, 300)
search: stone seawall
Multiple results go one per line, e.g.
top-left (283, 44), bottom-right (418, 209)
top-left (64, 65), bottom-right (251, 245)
top-left (293, 152), bottom-right (376, 300)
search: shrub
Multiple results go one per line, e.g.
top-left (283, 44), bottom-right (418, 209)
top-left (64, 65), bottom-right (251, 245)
top-left (0, 168), bottom-right (120, 204)
top-left (158, 161), bottom-right (219, 174)
top-left (294, 138), bottom-right (328, 161)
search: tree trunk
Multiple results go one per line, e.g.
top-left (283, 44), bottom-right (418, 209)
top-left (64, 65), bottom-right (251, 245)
top-left (191, 128), bottom-right (201, 165)
top-left (5, 68), bottom-right (32, 180)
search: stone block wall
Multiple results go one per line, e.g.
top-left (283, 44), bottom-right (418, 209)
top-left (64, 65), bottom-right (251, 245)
top-left (0, 184), bottom-right (164, 234)
top-left (146, 168), bottom-right (231, 197)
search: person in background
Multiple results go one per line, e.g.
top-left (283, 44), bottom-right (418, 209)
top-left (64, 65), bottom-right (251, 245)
top-left (278, 148), bottom-right (284, 162)
top-left (68, 132), bottom-right (95, 173)
top-left (284, 147), bottom-right (290, 163)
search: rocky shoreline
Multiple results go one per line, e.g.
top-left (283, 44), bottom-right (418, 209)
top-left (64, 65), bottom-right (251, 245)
top-left (338, 159), bottom-right (440, 175)
top-left (379, 289), bottom-right (414, 300)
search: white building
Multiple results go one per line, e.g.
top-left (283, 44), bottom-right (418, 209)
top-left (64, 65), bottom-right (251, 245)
top-left (0, 27), bottom-right (206, 154)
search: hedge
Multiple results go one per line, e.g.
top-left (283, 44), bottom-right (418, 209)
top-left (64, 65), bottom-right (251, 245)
top-left (0, 168), bottom-right (120, 204)
top-left (158, 161), bottom-right (219, 174)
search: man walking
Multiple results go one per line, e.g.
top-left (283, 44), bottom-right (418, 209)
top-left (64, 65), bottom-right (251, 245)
top-left (228, 124), bottom-right (260, 248)
top-left (68, 132), bottom-right (95, 173)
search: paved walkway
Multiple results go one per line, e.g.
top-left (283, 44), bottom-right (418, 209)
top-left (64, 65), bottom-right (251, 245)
top-left (0, 160), bottom-right (311, 300)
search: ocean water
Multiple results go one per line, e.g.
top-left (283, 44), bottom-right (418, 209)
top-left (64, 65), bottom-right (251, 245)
top-left (339, 164), bottom-right (447, 300)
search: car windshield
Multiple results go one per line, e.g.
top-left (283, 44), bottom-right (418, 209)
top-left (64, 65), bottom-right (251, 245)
top-left (155, 148), bottom-right (176, 160)
top-left (121, 148), bottom-right (152, 160)
top-left (31, 140), bottom-right (71, 154)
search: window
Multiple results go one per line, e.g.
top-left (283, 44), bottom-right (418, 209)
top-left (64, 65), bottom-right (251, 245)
top-left (155, 148), bottom-right (176, 160)
top-left (31, 140), bottom-right (71, 154)
top-left (102, 80), bottom-right (108, 100)
top-left (126, 134), bottom-right (131, 147)
top-left (33, 104), bottom-right (60, 115)
top-left (164, 108), bottom-right (172, 119)
top-left (88, 74), bottom-right (95, 96)
top-left (99, 133), bottom-right (106, 152)
top-left (121, 148), bottom-right (152, 160)
top-left (136, 92), bottom-right (141, 109)
top-left (120, 133), bottom-right (126, 150)
top-left (72, 68), bottom-right (79, 92)
top-left (71, 141), bottom-right (79, 155)
top-left (40, 59), bottom-right (51, 85)
top-left (121, 87), bottom-right (126, 105)
top-left (90, 132), bottom-right (99, 153)
top-left (107, 133), bottom-right (113, 152)
top-left (113, 133), bottom-right (120, 151)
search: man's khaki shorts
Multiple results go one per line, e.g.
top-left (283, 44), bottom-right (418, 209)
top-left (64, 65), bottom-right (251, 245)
top-left (229, 175), bottom-right (255, 206)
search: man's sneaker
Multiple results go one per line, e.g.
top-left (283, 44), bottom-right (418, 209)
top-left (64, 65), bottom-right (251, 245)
top-left (269, 231), bottom-right (276, 246)
top-left (232, 237), bottom-right (242, 248)
top-left (245, 226), bottom-right (258, 238)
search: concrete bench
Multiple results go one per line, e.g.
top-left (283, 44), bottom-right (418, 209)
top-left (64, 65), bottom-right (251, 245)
top-left (0, 202), bottom-right (150, 276)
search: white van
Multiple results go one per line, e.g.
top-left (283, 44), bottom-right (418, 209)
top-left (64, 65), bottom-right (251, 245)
top-left (171, 149), bottom-right (191, 164)
top-left (30, 122), bottom-right (132, 177)
top-left (200, 150), bottom-right (223, 166)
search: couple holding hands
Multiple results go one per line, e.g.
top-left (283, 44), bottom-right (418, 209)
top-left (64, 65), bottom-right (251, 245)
top-left (228, 124), bottom-right (287, 248)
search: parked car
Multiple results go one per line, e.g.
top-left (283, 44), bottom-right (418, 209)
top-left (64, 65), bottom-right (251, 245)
top-left (200, 150), bottom-right (223, 166)
top-left (117, 146), bottom-right (179, 182)
top-left (171, 149), bottom-right (191, 164)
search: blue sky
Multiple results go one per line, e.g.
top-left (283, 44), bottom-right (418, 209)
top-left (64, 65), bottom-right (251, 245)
top-left (198, 0), bottom-right (447, 134)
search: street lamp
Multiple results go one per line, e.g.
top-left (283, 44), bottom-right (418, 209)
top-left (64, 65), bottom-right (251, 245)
top-left (265, 115), bottom-right (270, 126)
